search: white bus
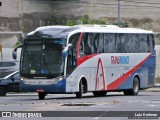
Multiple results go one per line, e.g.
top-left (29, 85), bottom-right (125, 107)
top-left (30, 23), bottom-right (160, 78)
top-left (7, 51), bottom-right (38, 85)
top-left (13, 25), bottom-right (156, 99)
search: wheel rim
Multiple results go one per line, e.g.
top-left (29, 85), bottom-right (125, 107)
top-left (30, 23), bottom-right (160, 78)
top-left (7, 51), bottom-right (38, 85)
top-left (82, 84), bottom-right (85, 93)
top-left (134, 79), bottom-right (139, 94)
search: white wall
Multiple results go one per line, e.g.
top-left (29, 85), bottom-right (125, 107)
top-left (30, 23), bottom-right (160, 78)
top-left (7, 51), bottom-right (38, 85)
top-left (0, 0), bottom-right (53, 17)
top-left (156, 45), bottom-right (160, 78)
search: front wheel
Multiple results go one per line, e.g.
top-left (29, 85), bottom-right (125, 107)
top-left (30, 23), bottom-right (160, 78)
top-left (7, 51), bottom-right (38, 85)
top-left (0, 87), bottom-right (7, 96)
top-left (38, 93), bottom-right (46, 100)
top-left (76, 80), bottom-right (84, 98)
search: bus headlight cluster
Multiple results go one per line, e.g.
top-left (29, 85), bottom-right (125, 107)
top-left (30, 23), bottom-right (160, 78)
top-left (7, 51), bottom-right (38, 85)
top-left (20, 77), bottom-right (24, 81)
top-left (54, 76), bottom-right (65, 82)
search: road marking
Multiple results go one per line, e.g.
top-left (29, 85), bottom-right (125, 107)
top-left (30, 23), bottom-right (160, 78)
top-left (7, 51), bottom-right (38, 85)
top-left (146, 104), bottom-right (157, 107)
top-left (94, 117), bottom-right (99, 120)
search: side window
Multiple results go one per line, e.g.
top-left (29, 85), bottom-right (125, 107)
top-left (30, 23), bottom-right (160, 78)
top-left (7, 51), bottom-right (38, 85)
top-left (104, 33), bottom-right (116, 53)
top-left (87, 33), bottom-right (99, 54)
top-left (116, 33), bottom-right (126, 53)
top-left (139, 34), bottom-right (149, 53)
top-left (97, 33), bottom-right (104, 53)
top-left (67, 33), bottom-right (80, 75)
top-left (80, 33), bottom-right (100, 56)
top-left (132, 34), bottom-right (139, 53)
top-left (80, 33), bottom-right (89, 57)
top-left (148, 34), bottom-right (155, 52)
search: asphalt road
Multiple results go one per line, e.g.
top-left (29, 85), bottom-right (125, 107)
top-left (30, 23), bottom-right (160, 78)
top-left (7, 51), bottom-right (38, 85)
top-left (0, 91), bottom-right (160, 120)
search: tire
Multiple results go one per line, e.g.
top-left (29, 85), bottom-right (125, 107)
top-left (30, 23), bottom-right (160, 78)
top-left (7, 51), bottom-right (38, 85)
top-left (76, 80), bottom-right (83, 98)
top-left (93, 91), bottom-right (107, 97)
top-left (123, 90), bottom-right (131, 95)
top-left (123, 77), bottom-right (140, 96)
top-left (38, 93), bottom-right (46, 100)
top-left (0, 87), bottom-right (7, 96)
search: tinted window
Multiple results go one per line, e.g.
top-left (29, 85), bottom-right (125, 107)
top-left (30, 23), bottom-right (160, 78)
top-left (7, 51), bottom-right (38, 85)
top-left (67, 33), bottom-right (80, 75)
top-left (116, 33), bottom-right (154, 53)
top-left (80, 33), bottom-right (100, 56)
top-left (104, 33), bottom-right (116, 53)
top-left (79, 33), bottom-right (154, 55)
top-left (116, 33), bottom-right (126, 53)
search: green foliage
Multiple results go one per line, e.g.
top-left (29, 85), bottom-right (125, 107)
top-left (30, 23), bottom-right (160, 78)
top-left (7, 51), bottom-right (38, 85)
top-left (89, 19), bottom-right (106, 25)
top-left (67, 20), bottom-right (77, 26)
top-left (14, 35), bottom-right (23, 48)
top-left (113, 21), bottom-right (129, 28)
top-left (66, 15), bottom-right (106, 26)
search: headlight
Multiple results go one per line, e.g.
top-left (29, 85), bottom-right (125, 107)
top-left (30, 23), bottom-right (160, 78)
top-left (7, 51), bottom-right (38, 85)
top-left (58, 76), bottom-right (65, 81)
top-left (20, 77), bottom-right (24, 81)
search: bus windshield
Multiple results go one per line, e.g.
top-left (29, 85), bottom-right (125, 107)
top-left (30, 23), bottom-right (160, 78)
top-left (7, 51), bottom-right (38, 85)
top-left (20, 38), bottom-right (66, 78)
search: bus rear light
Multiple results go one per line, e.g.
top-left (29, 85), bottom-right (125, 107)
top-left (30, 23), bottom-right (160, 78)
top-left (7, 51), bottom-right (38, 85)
top-left (37, 89), bottom-right (44, 92)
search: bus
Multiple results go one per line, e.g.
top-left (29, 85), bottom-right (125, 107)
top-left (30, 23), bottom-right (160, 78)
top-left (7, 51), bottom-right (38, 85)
top-left (13, 25), bottom-right (156, 99)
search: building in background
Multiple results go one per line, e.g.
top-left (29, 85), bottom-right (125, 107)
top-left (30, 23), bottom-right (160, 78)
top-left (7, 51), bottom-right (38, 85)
top-left (0, 0), bottom-right (160, 78)
top-left (0, 0), bottom-right (159, 32)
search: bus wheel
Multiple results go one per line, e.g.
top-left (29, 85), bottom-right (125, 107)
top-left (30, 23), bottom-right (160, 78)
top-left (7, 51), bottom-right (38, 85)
top-left (38, 93), bottom-right (46, 100)
top-left (76, 80), bottom-right (84, 98)
top-left (132, 77), bottom-right (140, 95)
top-left (0, 87), bottom-right (7, 96)
top-left (124, 77), bottom-right (140, 96)
top-left (93, 91), bottom-right (107, 97)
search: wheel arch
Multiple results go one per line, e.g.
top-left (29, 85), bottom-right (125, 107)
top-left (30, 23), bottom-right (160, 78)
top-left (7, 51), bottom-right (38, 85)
top-left (133, 74), bottom-right (140, 88)
top-left (77, 76), bottom-right (88, 93)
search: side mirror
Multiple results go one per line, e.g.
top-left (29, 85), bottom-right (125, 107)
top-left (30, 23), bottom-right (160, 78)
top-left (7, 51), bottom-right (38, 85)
top-left (12, 49), bottom-right (17, 60)
top-left (62, 44), bottom-right (72, 58)
top-left (12, 45), bottom-right (23, 60)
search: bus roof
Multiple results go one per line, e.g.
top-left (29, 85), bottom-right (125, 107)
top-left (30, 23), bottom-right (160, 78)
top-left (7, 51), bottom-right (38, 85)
top-left (26, 25), bottom-right (153, 39)
top-left (72, 25), bottom-right (153, 34)
top-left (26, 26), bottom-right (71, 38)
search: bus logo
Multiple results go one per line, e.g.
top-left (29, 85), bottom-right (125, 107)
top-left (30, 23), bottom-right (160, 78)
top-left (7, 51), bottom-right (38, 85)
top-left (111, 56), bottom-right (129, 64)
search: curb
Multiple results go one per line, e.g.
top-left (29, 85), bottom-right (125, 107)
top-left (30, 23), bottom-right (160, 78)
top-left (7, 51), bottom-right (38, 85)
top-left (142, 84), bottom-right (160, 92)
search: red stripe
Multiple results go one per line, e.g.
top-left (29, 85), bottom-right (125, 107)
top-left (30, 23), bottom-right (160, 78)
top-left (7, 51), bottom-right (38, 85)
top-left (95, 58), bottom-right (106, 90)
top-left (77, 33), bottom-right (83, 66)
top-left (106, 54), bottom-right (152, 90)
top-left (77, 54), bottom-right (98, 67)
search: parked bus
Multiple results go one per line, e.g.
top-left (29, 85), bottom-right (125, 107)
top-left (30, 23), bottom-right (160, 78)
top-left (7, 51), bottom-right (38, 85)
top-left (13, 25), bottom-right (156, 99)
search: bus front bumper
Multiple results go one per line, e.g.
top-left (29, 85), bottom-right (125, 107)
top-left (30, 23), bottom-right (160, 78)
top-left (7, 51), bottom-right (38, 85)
top-left (20, 79), bottom-right (66, 93)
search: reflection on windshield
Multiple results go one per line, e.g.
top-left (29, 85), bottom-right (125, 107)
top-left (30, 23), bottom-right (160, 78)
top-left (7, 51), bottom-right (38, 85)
top-left (20, 39), bottom-right (65, 77)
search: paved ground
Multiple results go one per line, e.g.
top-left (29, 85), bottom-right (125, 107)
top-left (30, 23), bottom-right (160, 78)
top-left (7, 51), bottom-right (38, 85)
top-left (0, 91), bottom-right (160, 120)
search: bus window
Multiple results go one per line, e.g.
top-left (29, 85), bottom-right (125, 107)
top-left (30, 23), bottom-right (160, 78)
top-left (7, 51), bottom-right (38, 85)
top-left (139, 34), bottom-right (149, 53)
top-left (104, 33), bottom-right (116, 53)
top-left (96, 33), bottom-right (103, 53)
top-left (132, 34), bottom-right (139, 53)
top-left (125, 34), bottom-right (133, 53)
top-left (67, 33), bottom-right (79, 75)
top-left (80, 34), bottom-right (86, 57)
top-left (87, 33), bottom-right (99, 54)
top-left (116, 33), bottom-right (126, 53)
top-left (148, 34), bottom-right (155, 52)
top-left (80, 33), bottom-right (100, 56)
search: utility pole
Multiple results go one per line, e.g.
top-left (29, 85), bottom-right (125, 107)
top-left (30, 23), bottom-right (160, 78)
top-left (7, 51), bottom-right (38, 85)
top-left (0, 44), bottom-right (2, 60)
top-left (0, 2), bottom-right (2, 60)
top-left (118, 0), bottom-right (120, 27)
